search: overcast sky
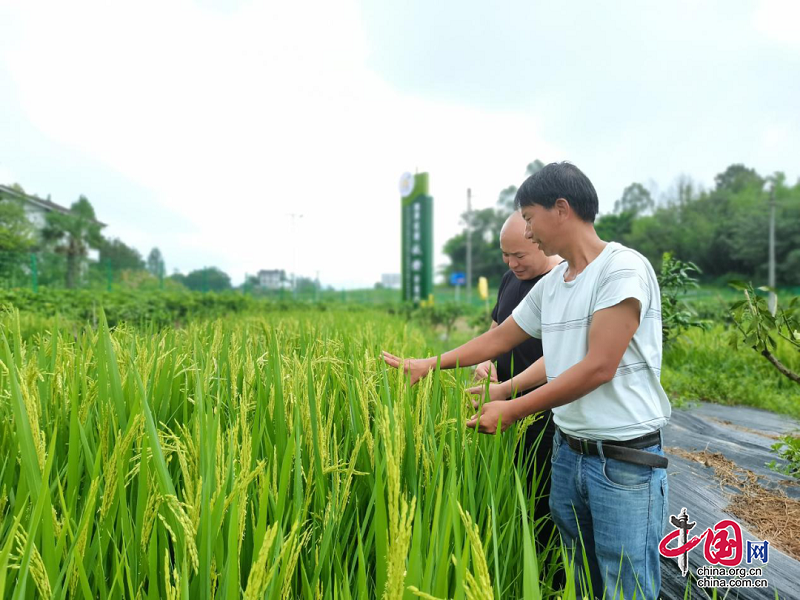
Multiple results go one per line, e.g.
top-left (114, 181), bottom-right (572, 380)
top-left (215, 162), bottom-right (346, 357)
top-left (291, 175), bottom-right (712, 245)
top-left (1, 0), bottom-right (798, 288)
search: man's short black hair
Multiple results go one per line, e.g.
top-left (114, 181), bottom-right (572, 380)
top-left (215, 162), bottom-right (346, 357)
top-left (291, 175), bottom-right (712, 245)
top-left (514, 162), bottom-right (599, 223)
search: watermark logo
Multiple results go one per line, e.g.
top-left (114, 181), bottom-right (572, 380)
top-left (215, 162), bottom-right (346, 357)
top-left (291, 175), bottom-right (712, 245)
top-left (659, 508), bottom-right (770, 589)
top-left (747, 540), bottom-right (769, 564)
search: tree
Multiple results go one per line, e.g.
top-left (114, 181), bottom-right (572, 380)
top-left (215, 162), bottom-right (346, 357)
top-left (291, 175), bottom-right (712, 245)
top-left (41, 195), bottom-right (104, 288)
top-left (595, 211), bottom-right (636, 243)
top-left (99, 238), bottom-right (144, 271)
top-left (625, 212), bottom-right (679, 269)
top-left (781, 249), bottom-right (800, 287)
top-left (295, 276), bottom-right (318, 294)
top-left (169, 271), bottom-right (188, 288)
top-left (442, 159), bottom-right (547, 286)
top-left (668, 175), bottom-right (699, 208)
top-left (525, 160), bottom-right (545, 176)
top-left (183, 267), bottom-right (232, 292)
top-left (497, 185), bottom-right (518, 214)
top-left (496, 162), bottom-right (544, 213)
top-left (0, 197), bottom-right (36, 252)
top-left (147, 247), bottom-right (165, 278)
top-left (613, 183), bottom-right (654, 217)
top-left (704, 170), bottom-right (800, 285)
top-left (619, 167), bottom-right (800, 286)
top-left (442, 207), bottom-right (507, 286)
top-left (242, 274), bottom-right (260, 291)
top-left (714, 164), bottom-right (763, 195)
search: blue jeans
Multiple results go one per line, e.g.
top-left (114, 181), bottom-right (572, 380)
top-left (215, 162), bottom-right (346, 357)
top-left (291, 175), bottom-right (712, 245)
top-left (549, 428), bottom-right (668, 600)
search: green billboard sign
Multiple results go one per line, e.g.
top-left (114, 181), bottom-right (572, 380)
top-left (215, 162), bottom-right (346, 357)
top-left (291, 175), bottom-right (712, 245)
top-left (400, 172), bottom-right (433, 303)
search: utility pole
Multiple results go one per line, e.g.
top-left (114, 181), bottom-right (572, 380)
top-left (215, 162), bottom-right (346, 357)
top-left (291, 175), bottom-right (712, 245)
top-left (768, 185), bottom-right (777, 315)
top-left (466, 188), bottom-right (472, 304)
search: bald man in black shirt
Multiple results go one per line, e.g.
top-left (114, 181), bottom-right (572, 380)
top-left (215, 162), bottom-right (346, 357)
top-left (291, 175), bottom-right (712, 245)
top-left (473, 211), bottom-right (563, 570)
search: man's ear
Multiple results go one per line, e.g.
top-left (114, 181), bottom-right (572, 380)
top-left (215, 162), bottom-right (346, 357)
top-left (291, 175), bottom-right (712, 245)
top-left (554, 197), bottom-right (571, 220)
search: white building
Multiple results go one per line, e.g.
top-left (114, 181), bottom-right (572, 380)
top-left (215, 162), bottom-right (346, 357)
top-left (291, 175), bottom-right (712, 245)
top-left (257, 269), bottom-right (285, 290)
top-left (381, 273), bottom-right (401, 289)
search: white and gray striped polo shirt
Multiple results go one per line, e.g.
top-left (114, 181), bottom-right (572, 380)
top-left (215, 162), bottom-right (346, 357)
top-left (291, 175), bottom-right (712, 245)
top-left (511, 241), bottom-right (671, 441)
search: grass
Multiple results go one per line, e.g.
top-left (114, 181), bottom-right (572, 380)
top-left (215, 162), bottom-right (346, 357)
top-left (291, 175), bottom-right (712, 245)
top-left (662, 325), bottom-right (800, 419)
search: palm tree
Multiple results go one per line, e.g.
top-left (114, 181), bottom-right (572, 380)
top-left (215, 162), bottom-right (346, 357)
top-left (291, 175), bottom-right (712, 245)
top-left (41, 196), bottom-right (104, 288)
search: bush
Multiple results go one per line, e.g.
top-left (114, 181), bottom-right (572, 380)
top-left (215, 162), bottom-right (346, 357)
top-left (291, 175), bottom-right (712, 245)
top-left (0, 287), bottom-right (340, 328)
top-left (768, 434), bottom-right (800, 480)
top-left (657, 252), bottom-right (705, 345)
top-left (729, 281), bottom-right (800, 384)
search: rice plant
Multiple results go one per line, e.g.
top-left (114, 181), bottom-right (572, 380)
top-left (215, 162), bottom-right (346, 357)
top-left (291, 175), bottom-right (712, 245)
top-left (0, 308), bottom-right (565, 598)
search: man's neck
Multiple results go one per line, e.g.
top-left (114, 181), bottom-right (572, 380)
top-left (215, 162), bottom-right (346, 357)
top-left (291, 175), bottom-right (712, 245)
top-left (559, 228), bottom-right (608, 282)
top-left (545, 255), bottom-right (564, 272)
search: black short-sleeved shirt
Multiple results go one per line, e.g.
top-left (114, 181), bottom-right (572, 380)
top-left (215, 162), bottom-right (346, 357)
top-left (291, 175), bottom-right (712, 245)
top-left (490, 269), bottom-right (549, 384)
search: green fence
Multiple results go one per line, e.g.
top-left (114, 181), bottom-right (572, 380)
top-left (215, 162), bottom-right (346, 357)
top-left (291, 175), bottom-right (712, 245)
top-left (5, 250), bottom-right (794, 309)
top-left (241, 285), bottom-right (491, 308)
top-left (0, 251), bottom-right (163, 292)
top-left (1, 251), bottom-right (477, 304)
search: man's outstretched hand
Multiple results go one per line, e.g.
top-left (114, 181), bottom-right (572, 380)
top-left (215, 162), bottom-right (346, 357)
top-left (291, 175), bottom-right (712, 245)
top-left (473, 360), bottom-right (498, 383)
top-left (466, 382), bottom-right (509, 409)
top-left (381, 351), bottom-right (435, 386)
top-left (466, 400), bottom-right (518, 434)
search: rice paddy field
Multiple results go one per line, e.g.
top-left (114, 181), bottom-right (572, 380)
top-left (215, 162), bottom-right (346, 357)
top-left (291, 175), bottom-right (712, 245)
top-left (0, 308), bottom-right (568, 599)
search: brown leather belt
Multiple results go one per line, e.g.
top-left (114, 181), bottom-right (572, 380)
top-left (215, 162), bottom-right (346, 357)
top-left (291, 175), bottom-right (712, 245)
top-left (558, 428), bottom-right (669, 469)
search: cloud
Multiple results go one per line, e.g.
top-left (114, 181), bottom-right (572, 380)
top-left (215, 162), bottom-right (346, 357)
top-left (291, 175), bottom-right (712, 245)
top-left (1, 0), bottom-right (557, 286)
top-left (753, 0), bottom-right (800, 49)
top-left (0, 163), bottom-right (15, 186)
